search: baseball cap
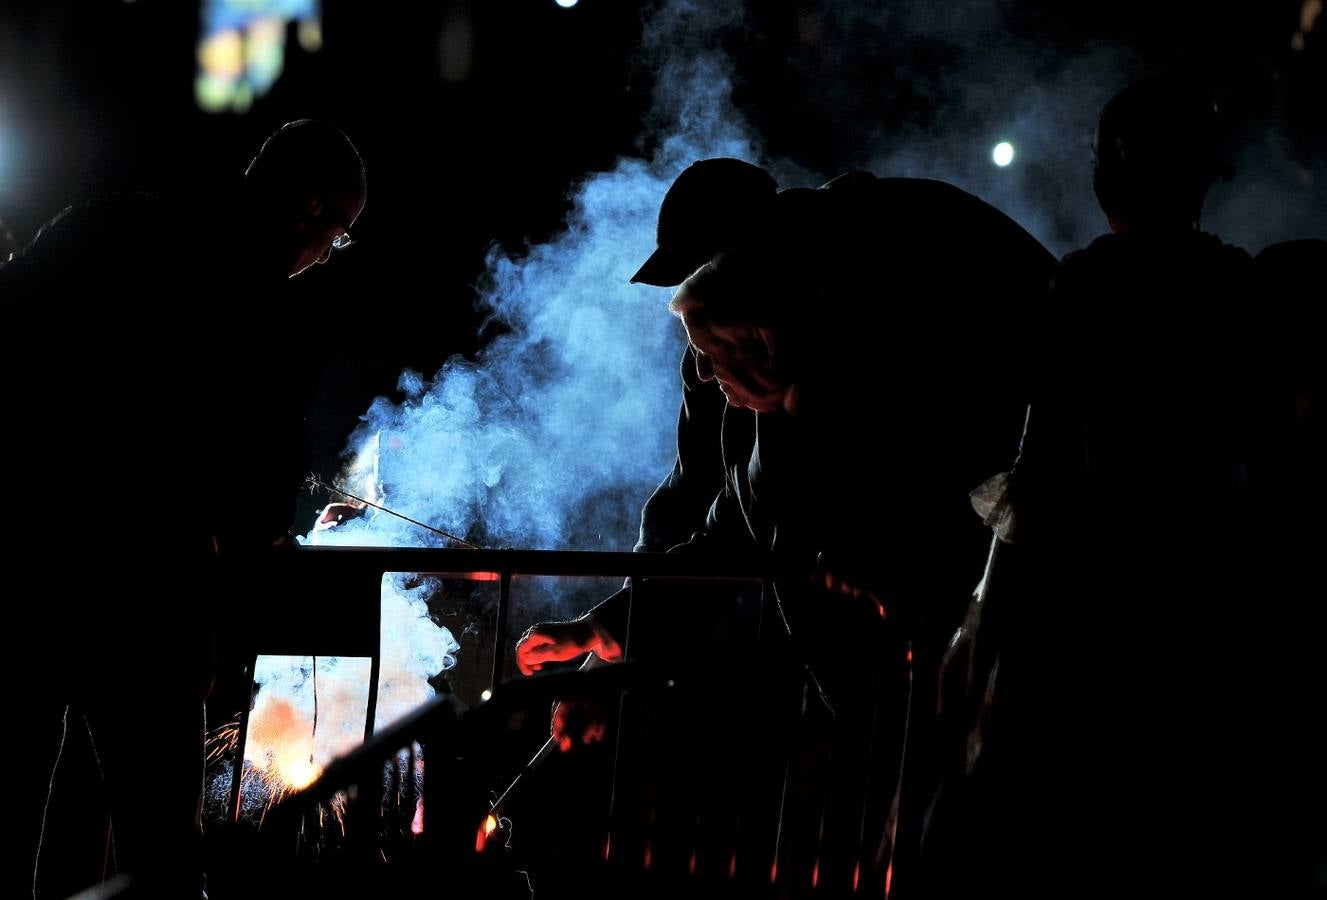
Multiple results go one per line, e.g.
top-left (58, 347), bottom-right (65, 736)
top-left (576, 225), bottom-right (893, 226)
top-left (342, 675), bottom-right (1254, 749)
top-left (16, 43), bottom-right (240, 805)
top-left (630, 158), bottom-right (778, 287)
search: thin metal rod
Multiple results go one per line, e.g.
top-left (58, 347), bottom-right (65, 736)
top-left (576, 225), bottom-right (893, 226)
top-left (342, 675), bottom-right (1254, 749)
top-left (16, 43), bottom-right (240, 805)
top-left (490, 735), bottom-right (557, 815)
top-left (305, 477), bottom-right (482, 549)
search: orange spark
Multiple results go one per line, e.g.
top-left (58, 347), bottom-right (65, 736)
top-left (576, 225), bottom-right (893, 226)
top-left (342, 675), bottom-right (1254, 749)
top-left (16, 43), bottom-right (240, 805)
top-left (475, 813), bottom-right (498, 853)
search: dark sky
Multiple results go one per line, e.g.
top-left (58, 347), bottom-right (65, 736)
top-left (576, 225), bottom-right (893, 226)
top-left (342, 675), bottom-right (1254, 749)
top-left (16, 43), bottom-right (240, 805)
top-left (1, 0), bottom-right (1322, 494)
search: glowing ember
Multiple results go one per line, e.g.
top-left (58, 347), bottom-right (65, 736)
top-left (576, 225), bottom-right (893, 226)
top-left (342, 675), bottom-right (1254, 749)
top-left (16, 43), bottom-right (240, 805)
top-left (689, 849), bottom-right (697, 875)
top-left (729, 850), bottom-right (737, 879)
top-left (885, 860), bottom-right (894, 897)
top-left (853, 860), bottom-right (861, 892)
top-left (812, 859), bottom-right (820, 889)
top-left (475, 813), bottom-right (499, 852)
top-left (770, 859), bottom-right (778, 883)
top-left (643, 842), bottom-right (652, 870)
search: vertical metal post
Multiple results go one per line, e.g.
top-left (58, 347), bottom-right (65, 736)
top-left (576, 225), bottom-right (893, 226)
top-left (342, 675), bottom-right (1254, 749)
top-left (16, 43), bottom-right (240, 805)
top-left (230, 652), bottom-right (258, 823)
top-left (365, 574), bottom-right (383, 742)
top-left (490, 570), bottom-right (512, 693)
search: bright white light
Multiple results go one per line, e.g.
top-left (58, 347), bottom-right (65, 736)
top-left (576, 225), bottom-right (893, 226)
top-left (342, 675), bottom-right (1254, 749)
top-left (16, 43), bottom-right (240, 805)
top-left (555, 0), bottom-right (579, 8)
top-left (480, 689), bottom-right (492, 702)
top-left (992, 142), bottom-right (1015, 167)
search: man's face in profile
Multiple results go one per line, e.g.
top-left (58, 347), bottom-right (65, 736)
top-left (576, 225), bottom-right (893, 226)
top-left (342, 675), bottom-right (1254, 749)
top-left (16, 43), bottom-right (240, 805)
top-left (289, 189), bottom-right (365, 278)
top-left (676, 301), bottom-right (788, 413)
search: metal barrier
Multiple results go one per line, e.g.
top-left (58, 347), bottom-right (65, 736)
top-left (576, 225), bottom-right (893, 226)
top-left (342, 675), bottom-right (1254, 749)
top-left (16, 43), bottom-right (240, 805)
top-left (221, 546), bottom-right (910, 900)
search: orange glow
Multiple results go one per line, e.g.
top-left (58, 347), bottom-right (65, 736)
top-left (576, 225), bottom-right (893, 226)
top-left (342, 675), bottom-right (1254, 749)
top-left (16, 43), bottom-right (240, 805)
top-left (267, 747), bottom-right (321, 793)
top-left (812, 859), bottom-right (820, 889)
top-left (906, 647), bottom-right (913, 664)
top-left (475, 814), bottom-right (498, 853)
top-left (885, 860), bottom-right (894, 898)
top-left (462, 571), bottom-right (501, 582)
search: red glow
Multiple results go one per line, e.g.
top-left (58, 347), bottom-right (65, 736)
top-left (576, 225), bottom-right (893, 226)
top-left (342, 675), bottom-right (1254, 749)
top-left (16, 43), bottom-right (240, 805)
top-left (729, 851), bottom-right (737, 879)
top-left (643, 843), bottom-right (652, 870)
top-left (853, 860), bottom-right (861, 892)
top-left (603, 835), bottom-right (612, 862)
top-left (770, 859), bottom-right (779, 883)
top-left (463, 571), bottom-right (501, 582)
top-left (906, 647), bottom-right (913, 664)
top-left (475, 813), bottom-right (499, 851)
top-left (885, 860), bottom-right (894, 898)
top-left (689, 849), bottom-right (698, 875)
top-left (812, 859), bottom-right (820, 889)
top-left (873, 597), bottom-right (887, 618)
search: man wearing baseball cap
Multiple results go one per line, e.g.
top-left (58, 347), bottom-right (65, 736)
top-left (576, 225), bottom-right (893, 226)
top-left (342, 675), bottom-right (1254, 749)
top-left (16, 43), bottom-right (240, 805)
top-left (630, 157), bottom-right (779, 287)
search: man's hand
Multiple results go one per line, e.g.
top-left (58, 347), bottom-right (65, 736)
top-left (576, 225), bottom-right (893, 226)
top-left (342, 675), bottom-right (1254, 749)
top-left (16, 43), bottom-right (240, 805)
top-left (552, 697), bottom-right (609, 752)
top-left (516, 617), bottom-right (623, 752)
top-left (515, 617), bottom-right (623, 677)
top-left (312, 501), bottom-right (364, 532)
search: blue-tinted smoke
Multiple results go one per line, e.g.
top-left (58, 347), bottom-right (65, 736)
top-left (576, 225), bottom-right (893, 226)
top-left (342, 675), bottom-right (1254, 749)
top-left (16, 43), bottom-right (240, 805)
top-left (275, 3), bottom-right (763, 746)
top-left (793, 0), bottom-right (1323, 256)
top-left (321, 2), bottom-right (759, 554)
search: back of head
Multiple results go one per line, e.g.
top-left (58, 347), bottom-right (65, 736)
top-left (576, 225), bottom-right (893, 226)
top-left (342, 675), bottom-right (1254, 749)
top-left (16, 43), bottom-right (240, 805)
top-left (1093, 74), bottom-right (1228, 232)
top-left (245, 119), bottom-right (366, 223)
top-left (631, 158), bottom-right (777, 286)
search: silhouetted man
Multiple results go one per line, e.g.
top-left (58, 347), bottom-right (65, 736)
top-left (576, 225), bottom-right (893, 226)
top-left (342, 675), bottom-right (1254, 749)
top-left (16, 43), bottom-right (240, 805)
top-left (929, 74), bottom-right (1313, 898)
top-left (1, 119), bottom-right (366, 899)
top-left (519, 159), bottom-right (1056, 894)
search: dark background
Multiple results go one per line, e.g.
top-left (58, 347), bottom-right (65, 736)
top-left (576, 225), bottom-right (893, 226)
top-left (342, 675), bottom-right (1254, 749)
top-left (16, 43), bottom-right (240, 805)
top-left (1, 0), bottom-right (1323, 500)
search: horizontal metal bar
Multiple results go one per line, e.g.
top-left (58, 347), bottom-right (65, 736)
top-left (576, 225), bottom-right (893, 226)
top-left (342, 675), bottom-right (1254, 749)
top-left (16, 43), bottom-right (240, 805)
top-left (288, 545), bottom-right (805, 581)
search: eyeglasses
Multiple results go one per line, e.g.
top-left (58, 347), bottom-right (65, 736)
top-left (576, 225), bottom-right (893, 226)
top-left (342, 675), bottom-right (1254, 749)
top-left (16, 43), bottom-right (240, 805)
top-left (331, 231), bottom-right (355, 251)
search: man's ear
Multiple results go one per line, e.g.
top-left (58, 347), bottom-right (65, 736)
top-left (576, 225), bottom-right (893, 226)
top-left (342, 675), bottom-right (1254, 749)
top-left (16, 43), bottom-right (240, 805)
top-left (292, 195), bottom-right (324, 234)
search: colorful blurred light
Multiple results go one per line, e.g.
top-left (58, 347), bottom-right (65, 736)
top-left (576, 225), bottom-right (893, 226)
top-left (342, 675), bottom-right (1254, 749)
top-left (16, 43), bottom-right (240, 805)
top-left (196, 0), bottom-right (321, 113)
